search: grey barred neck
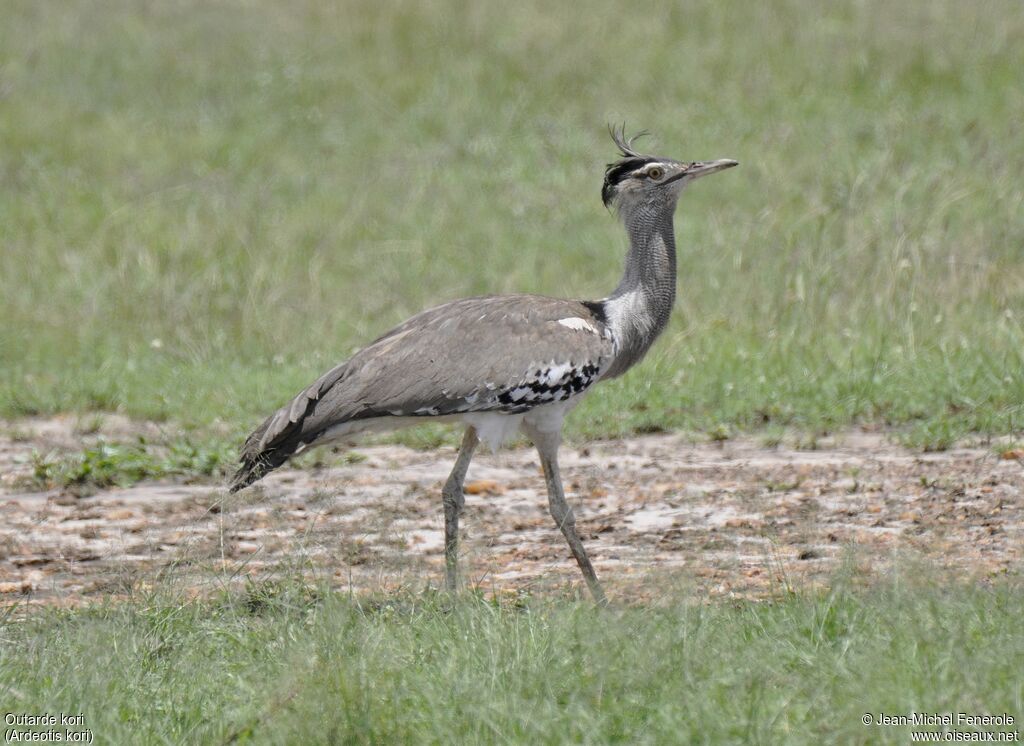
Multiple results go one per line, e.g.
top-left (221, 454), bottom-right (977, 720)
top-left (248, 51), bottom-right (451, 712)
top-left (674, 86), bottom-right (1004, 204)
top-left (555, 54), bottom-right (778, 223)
top-left (597, 202), bottom-right (678, 379)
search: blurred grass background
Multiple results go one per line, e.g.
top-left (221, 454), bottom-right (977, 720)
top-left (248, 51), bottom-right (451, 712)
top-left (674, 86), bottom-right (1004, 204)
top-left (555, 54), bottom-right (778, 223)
top-left (1, 0), bottom-right (1022, 444)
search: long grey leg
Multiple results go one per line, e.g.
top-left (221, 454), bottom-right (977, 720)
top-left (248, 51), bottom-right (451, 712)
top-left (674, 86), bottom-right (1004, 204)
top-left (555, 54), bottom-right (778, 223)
top-left (442, 427), bottom-right (479, 591)
top-left (524, 425), bottom-right (607, 605)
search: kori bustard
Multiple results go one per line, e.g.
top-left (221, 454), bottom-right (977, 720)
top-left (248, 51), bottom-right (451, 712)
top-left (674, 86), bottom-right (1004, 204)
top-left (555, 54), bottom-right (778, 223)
top-left (231, 128), bottom-right (737, 604)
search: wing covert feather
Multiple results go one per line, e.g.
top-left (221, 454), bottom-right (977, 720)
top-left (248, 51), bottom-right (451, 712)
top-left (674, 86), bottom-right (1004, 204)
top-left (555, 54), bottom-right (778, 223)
top-left (233, 294), bottom-right (613, 491)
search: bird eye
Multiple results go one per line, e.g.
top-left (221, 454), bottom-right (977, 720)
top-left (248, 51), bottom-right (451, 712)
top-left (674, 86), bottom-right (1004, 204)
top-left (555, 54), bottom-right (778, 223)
top-left (647, 166), bottom-right (664, 179)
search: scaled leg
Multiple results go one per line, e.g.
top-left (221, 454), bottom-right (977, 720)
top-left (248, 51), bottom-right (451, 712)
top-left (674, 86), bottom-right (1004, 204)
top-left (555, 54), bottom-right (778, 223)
top-left (524, 425), bottom-right (607, 605)
top-left (442, 427), bottom-right (479, 591)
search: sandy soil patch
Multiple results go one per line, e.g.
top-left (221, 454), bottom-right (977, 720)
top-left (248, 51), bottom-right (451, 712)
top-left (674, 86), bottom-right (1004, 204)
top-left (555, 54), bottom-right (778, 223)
top-left (1, 418), bottom-right (1021, 605)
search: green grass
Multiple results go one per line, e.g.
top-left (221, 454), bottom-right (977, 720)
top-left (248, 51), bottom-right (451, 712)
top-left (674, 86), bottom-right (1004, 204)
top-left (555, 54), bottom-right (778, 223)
top-left (1, 0), bottom-right (1022, 443)
top-left (25, 437), bottom-right (232, 494)
top-left (1, 572), bottom-right (1021, 744)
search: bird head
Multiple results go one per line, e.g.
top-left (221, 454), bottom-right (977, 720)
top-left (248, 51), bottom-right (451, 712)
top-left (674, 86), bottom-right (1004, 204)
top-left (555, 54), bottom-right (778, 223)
top-left (601, 125), bottom-right (737, 212)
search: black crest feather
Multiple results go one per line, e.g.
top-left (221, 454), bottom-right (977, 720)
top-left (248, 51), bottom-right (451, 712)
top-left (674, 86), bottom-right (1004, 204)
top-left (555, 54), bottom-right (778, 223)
top-left (602, 124), bottom-right (654, 206)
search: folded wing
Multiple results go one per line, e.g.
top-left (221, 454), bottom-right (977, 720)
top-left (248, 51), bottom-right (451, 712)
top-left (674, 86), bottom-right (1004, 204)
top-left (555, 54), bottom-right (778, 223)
top-left (230, 294), bottom-right (613, 491)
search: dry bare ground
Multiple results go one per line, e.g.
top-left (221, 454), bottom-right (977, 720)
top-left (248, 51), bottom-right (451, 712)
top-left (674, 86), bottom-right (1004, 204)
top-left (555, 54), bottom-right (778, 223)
top-left (1, 417), bottom-right (1021, 607)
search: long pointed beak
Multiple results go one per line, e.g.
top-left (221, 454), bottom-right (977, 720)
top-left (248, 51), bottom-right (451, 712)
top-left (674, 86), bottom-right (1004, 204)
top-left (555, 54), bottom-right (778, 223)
top-left (662, 158), bottom-right (738, 185)
top-left (686, 159), bottom-right (739, 179)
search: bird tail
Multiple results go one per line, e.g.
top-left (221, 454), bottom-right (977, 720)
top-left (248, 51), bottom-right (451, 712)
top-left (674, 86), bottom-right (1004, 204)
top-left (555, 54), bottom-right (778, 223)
top-left (229, 464), bottom-right (263, 493)
top-left (228, 358), bottom-right (359, 493)
top-left (228, 415), bottom-right (306, 493)
top-left (228, 451), bottom-right (284, 493)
